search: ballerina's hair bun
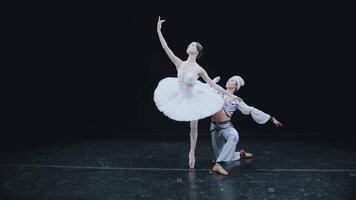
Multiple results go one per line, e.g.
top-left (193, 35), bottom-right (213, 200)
top-left (195, 42), bottom-right (203, 59)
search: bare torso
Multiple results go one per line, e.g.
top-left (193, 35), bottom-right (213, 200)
top-left (211, 95), bottom-right (232, 122)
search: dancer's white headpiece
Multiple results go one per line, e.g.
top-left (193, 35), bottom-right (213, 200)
top-left (231, 75), bottom-right (245, 91)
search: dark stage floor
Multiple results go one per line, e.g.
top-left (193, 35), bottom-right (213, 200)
top-left (1, 134), bottom-right (356, 200)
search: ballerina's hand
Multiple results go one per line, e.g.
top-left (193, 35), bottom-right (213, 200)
top-left (157, 16), bottom-right (166, 31)
top-left (212, 76), bottom-right (221, 83)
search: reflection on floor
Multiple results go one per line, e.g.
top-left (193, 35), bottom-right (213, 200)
top-left (1, 134), bottom-right (355, 199)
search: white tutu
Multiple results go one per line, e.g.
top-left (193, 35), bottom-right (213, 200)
top-left (154, 77), bottom-right (224, 121)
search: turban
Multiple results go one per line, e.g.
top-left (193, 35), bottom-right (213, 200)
top-left (231, 75), bottom-right (245, 91)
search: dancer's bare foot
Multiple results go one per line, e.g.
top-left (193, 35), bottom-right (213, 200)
top-left (240, 149), bottom-right (253, 158)
top-left (212, 163), bottom-right (228, 175)
top-left (189, 151), bottom-right (195, 168)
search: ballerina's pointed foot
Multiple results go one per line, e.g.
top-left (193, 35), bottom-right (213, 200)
top-left (189, 152), bottom-right (195, 168)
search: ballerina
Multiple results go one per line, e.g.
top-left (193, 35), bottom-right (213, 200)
top-left (153, 16), bottom-right (240, 168)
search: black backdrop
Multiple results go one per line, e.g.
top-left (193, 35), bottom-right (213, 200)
top-left (6, 1), bottom-right (356, 136)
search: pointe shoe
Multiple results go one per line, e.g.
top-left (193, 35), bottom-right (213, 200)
top-left (240, 149), bottom-right (253, 158)
top-left (212, 163), bottom-right (228, 175)
top-left (189, 152), bottom-right (195, 168)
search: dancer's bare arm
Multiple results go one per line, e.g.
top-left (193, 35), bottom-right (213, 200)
top-left (199, 69), bottom-right (239, 100)
top-left (157, 16), bottom-right (182, 69)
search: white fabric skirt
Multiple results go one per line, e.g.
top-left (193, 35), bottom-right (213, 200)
top-left (154, 77), bottom-right (224, 121)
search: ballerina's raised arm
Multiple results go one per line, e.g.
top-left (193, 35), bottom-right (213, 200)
top-left (157, 16), bottom-right (182, 70)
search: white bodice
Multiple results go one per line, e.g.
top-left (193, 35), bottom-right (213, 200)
top-left (177, 70), bottom-right (199, 98)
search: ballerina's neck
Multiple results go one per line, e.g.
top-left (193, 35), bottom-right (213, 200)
top-left (186, 55), bottom-right (197, 62)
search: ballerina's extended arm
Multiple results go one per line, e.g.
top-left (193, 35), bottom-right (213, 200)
top-left (199, 69), bottom-right (240, 100)
top-left (157, 16), bottom-right (182, 69)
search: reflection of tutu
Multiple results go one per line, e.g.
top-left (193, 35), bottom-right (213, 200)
top-left (154, 77), bottom-right (224, 121)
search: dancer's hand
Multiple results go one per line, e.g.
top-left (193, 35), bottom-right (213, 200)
top-left (212, 76), bottom-right (221, 83)
top-left (157, 16), bottom-right (166, 31)
top-left (272, 117), bottom-right (283, 127)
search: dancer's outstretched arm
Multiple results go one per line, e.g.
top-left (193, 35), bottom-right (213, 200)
top-left (237, 100), bottom-right (283, 127)
top-left (156, 16), bottom-right (182, 69)
top-left (199, 69), bottom-right (240, 100)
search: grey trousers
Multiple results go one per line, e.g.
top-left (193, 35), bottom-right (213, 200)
top-left (210, 121), bottom-right (241, 163)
